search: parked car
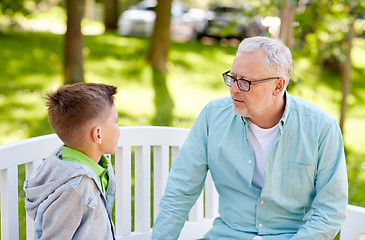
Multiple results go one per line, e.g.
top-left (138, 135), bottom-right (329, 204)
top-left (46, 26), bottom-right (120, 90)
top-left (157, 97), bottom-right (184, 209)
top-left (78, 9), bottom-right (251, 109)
top-left (185, 8), bottom-right (212, 38)
top-left (118, 0), bottom-right (200, 41)
top-left (201, 4), bottom-right (267, 39)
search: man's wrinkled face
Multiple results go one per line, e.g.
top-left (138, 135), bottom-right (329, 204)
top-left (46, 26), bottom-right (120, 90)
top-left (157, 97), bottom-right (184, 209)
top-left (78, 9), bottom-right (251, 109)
top-left (230, 50), bottom-right (277, 120)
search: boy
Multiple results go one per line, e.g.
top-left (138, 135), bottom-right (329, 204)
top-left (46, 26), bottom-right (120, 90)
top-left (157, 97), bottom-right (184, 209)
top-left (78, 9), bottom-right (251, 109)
top-left (24, 83), bottom-right (120, 240)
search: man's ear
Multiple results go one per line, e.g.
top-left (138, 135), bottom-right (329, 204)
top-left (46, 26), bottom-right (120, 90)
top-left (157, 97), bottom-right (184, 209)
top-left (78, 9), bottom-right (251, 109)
top-left (273, 78), bottom-right (286, 96)
top-left (91, 126), bottom-right (102, 144)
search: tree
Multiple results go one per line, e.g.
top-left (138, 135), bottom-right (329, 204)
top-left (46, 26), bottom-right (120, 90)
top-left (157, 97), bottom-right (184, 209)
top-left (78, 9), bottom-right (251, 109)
top-left (279, 0), bottom-right (296, 49)
top-left (340, 16), bottom-right (355, 133)
top-left (339, 1), bottom-right (363, 133)
top-left (64, 0), bottom-right (84, 84)
top-left (149, 0), bottom-right (174, 126)
top-left (293, 0), bottom-right (364, 134)
top-left (84, 0), bottom-right (95, 21)
top-left (0, 0), bottom-right (41, 25)
top-left (104, 0), bottom-right (119, 30)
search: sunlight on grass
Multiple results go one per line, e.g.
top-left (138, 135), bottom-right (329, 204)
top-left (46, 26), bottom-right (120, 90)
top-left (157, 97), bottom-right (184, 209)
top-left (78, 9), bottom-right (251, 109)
top-left (117, 85), bottom-right (154, 118)
top-left (32, 6), bottom-right (66, 24)
top-left (169, 72), bottom-right (228, 119)
top-left (0, 89), bottom-right (49, 144)
top-left (352, 39), bottom-right (365, 69)
top-left (91, 34), bottom-right (147, 49)
top-left (344, 118), bottom-right (365, 155)
top-left (0, 122), bottom-right (27, 144)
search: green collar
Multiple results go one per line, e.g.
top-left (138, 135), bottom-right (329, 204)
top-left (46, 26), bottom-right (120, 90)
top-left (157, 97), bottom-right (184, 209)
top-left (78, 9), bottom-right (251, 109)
top-left (61, 145), bottom-right (110, 177)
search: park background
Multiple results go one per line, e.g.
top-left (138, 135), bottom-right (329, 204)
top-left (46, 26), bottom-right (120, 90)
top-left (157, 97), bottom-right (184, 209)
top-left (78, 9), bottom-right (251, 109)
top-left (0, 0), bottom-right (364, 239)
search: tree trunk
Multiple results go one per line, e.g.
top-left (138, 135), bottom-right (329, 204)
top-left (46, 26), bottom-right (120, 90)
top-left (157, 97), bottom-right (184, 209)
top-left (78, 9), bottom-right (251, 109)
top-left (84, 0), bottom-right (95, 21)
top-left (279, 0), bottom-right (295, 49)
top-left (340, 18), bottom-right (355, 133)
top-left (150, 0), bottom-right (171, 73)
top-left (149, 0), bottom-right (174, 126)
top-left (104, 0), bottom-right (119, 30)
top-left (64, 0), bottom-right (84, 84)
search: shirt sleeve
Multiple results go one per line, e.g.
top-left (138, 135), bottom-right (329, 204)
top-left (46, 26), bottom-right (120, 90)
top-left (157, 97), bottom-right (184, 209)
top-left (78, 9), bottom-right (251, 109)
top-left (291, 121), bottom-right (348, 239)
top-left (152, 106), bottom-right (210, 240)
top-left (40, 187), bottom-right (86, 240)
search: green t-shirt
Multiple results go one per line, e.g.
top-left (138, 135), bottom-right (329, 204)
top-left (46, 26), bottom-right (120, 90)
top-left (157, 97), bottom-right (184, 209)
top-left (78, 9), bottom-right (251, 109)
top-left (61, 145), bottom-right (109, 195)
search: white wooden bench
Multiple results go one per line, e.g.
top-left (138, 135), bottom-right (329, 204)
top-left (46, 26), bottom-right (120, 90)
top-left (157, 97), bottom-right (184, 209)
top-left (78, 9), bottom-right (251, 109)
top-left (1, 126), bottom-right (364, 240)
top-left (340, 204), bottom-right (365, 240)
top-left (0, 126), bottom-right (218, 240)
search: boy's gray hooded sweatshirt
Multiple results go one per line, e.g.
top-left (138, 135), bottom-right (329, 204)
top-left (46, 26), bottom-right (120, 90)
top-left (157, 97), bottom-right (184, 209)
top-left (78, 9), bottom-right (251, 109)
top-left (24, 148), bottom-right (115, 240)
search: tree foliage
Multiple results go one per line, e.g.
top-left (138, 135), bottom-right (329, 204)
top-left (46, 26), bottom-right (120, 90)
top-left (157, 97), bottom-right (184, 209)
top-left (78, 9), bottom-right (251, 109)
top-left (0, 0), bottom-right (43, 16)
top-left (294, 0), bottom-right (364, 70)
top-left (0, 0), bottom-right (29, 16)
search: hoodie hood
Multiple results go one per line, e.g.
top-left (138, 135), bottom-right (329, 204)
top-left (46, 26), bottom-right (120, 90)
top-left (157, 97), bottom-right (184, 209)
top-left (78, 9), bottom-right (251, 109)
top-left (23, 148), bottom-right (90, 220)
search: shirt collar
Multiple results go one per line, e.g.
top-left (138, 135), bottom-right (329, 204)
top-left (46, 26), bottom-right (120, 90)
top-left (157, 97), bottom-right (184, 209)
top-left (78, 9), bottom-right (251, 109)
top-left (61, 145), bottom-right (110, 176)
top-left (280, 91), bottom-right (291, 127)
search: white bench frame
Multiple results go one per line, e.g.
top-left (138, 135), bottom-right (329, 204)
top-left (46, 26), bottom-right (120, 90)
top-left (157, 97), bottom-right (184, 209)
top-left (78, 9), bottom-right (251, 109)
top-left (340, 204), bottom-right (365, 240)
top-left (1, 126), bottom-right (364, 240)
top-left (0, 126), bottom-right (219, 240)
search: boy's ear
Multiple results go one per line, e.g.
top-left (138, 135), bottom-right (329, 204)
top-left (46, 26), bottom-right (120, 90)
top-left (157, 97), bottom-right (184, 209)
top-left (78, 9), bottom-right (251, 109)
top-left (91, 126), bottom-right (102, 144)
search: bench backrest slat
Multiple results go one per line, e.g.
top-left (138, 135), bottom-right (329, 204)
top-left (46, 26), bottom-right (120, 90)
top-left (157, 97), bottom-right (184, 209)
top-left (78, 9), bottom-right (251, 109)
top-left (115, 146), bottom-right (132, 237)
top-left (1, 166), bottom-right (19, 240)
top-left (134, 145), bottom-right (151, 233)
top-left (25, 160), bottom-right (43, 239)
top-left (0, 134), bottom-right (62, 170)
top-left (204, 171), bottom-right (219, 219)
top-left (153, 145), bottom-right (170, 221)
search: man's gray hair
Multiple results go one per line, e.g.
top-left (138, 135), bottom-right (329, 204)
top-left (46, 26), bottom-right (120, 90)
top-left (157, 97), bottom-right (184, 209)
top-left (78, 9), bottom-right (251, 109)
top-left (237, 36), bottom-right (292, 86)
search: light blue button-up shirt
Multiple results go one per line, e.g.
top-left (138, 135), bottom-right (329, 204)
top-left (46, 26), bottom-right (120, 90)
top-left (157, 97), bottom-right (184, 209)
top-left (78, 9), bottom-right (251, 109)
top-left (152, 93), bottom-right (348, 240)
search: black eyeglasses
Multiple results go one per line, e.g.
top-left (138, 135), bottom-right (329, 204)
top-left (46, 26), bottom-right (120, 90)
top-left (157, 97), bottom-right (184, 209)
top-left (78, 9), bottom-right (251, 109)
top-left (223, 70), bottom-right (281, 92)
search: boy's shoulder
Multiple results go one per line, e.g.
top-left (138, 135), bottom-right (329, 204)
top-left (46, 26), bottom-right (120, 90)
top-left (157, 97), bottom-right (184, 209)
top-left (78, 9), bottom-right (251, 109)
top-left (44, 152), bottom-right (86, 179)
top-left (25, 148), bottom-right (93, 190)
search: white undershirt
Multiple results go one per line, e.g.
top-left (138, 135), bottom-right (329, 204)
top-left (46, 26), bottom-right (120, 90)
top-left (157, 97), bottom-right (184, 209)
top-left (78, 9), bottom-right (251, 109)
top-left (247, 120), bottom-right (279, 189)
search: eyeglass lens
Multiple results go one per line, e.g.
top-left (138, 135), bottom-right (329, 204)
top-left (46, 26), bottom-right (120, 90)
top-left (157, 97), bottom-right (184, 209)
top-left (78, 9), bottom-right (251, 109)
top-left (224, 74), bottom-right (250, 91)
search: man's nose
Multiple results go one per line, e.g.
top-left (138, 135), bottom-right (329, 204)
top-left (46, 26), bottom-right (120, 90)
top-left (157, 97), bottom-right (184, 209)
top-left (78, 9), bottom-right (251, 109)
top-left (231, 80), bottom-right (242, 93)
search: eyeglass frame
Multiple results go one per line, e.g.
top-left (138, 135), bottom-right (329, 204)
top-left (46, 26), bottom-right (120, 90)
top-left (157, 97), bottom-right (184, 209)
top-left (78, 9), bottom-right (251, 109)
top-left (223, 70), bottom-right (281, 92)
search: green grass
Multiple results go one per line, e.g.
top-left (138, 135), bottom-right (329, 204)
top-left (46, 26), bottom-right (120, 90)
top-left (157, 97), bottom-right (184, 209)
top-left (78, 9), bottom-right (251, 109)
top-left (0, 31), bottom-right (364, 239)
top-left (0, 31), bottom-right (236, 142)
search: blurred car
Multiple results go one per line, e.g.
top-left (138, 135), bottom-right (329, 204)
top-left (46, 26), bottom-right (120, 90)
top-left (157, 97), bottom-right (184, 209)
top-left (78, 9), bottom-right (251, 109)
top-left (201, 4), bottom-right (267, 39)
top-left (118, 0), bottom-right (201, 41)
top-left (186, 8), bottom-right (212, 38)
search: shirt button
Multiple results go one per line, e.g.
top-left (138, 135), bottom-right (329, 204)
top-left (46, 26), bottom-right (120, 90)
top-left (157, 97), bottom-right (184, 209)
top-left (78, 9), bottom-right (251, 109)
top-left (258, 223), bottom-right (263, 228)
top-left (248, 160), bottom-right (252, 164)
top-left (251, 237), bottom-right (263, 240)
top-left (260, 200), bottom-right (264, 205)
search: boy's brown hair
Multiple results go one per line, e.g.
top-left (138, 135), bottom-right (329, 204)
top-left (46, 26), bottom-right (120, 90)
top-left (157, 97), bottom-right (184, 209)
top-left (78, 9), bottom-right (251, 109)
top-left (45, 83), bottom-right (117, 147)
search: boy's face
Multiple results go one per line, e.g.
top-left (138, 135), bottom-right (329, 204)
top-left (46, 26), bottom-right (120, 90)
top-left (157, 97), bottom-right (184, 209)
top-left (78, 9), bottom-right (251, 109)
top-left (100, 104), bottom-right (120, 154)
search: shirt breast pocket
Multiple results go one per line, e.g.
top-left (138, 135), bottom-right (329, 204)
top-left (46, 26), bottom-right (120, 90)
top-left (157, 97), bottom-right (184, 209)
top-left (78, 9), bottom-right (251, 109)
top-left (77, 177), bottom-right (101, 209)
top-left (280, 162), bottom-right (316, 207)
top-left (86, 187), bottom-right (100, 208)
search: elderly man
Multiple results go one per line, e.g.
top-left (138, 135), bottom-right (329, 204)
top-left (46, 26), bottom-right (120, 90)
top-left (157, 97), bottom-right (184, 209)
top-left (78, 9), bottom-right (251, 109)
top-left (152, 36), bottom-right (348, 239)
